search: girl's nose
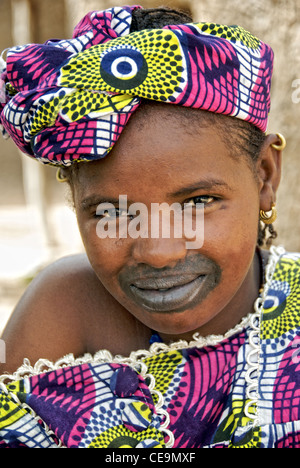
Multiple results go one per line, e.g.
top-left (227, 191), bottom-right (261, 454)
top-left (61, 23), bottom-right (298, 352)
top-left (131, 236), bottom-right (187, 269)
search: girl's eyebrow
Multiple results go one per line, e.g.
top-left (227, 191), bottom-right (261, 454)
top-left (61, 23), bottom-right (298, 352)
top-left (80, 194), bottom-right (136, 210)
top-left (80, 195), bottom-right (121, 210)
top-left (80, 179), bottom-right (233, 210)
top-left (168, 179), bottom-right (232, 198)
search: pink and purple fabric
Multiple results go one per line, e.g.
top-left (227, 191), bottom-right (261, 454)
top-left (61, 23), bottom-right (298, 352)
top-left (0, 5), bottom-right (273, 166)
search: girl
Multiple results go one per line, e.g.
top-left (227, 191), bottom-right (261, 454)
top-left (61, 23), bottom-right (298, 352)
top-left (0, 5), bottom-right (298, 448)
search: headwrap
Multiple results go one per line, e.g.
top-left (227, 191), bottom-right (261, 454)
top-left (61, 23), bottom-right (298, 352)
top-left (0, 5), bottom-right (274, 166)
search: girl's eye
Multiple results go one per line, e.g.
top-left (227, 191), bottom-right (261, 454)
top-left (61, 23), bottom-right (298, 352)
top-left (95, 207), bottom-right (129, 219)
top-left (185, 195), bottom-right (216, 207)
top-left (107, 208), bottom-right (128, 218)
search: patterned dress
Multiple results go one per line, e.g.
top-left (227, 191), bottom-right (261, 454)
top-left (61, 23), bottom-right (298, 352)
top-left (1, 247), bottom-right (300, 448)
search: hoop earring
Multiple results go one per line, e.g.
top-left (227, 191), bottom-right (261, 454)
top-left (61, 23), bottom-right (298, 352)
top-left (260, 203), bottom-right (277, 225)
top-left (271, 133), bottom-right (286, 151)
top-left (56, 167), bottom-right (68, 183)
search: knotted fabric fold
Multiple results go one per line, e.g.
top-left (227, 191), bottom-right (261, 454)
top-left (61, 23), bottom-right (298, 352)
top-left (0, 5), bottom-right (274, 166)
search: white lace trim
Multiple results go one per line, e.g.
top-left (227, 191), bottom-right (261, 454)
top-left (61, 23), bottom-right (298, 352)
top-left (139, 362), bottom-right (174, 447)
top-left (0, 245), bottom-right (285, 445)
top-left (244, 245), bottom-right (285, 426)
top-left (0, 311), bottom-right (256, 385)
top-left (0, 353), bottom-right (173, 447)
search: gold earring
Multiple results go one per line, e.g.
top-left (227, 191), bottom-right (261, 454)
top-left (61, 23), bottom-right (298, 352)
top-left (260, 203), bottom-right (277, 225)
top-left (271, 133), bottom-right (286, 151)
top-left (56, 167), bottom-right (68, 183)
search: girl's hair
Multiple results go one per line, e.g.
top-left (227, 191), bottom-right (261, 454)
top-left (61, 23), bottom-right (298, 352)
top-left (130, 6), bottom-right (193, 31)
top-left (64, 6), bottom-right (276, 247)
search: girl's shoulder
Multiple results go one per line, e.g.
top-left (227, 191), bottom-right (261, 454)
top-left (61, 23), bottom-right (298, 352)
top-left (0, 254), bottom-right (148, 374)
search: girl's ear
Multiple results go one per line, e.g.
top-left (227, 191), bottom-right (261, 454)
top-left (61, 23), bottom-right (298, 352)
top-left (256, 133), bottom-right (284, 212)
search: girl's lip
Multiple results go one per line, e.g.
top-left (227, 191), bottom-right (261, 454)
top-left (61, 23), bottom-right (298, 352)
top-left (129, 274), bottom-right (209, 312)
top-left (131, 273), bottom-right (202, 291)
top-left (118, 254), bottom-right (222, 314)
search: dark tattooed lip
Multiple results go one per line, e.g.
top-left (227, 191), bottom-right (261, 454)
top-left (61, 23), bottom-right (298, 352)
top-left (131, 273), bottom-right (202, 290)
top-left (118, 255), bottom-right (222, 313)
top-left (129, 275), bottom-right (207, 312)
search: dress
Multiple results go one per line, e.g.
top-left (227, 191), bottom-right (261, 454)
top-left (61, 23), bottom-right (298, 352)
top-left (1, 246), bottom-right (300, 448)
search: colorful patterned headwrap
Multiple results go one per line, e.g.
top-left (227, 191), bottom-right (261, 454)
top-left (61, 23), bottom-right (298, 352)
top-left (0, 5), bottom-right (274, 166)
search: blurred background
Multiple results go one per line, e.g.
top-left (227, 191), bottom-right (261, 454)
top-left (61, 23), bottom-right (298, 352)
top-left (0, 0), bottom-right (299, 335)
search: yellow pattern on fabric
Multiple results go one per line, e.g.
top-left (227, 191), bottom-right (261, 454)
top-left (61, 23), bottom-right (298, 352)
top-left (230, 427), bottom-right (261, 448)
top-left (262, 256), bottom-right (300, 340)
top-left (88, 423), bottom-right (165, 448)
top-left (129, 401), bottom-right (152, 423)
top-left (225, 399), bottom-right (256, 434)
top-left (0, 391), bottom-right (27, 430)
top-left (144, 350), bottom-right (183, 398)
top-left (213, 397), bottom-right (257, 446)
top-left (30, 90), bottom-right (134, 135)
top-left (197, 23), bottom-right (260, 49)
top-left (59, 29), bottom-right (185, 100)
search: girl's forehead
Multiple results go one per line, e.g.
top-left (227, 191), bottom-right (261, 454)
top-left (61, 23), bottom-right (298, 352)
top-left (90, 104), bottom-right (222, 160)
top-left (75, 106), bottom-right (248, 201)
top-left (78, 107), bottom-right (219, 172)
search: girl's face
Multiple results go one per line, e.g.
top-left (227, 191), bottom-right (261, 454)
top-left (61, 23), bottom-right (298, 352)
top-left (72, 105), bottom-right (277, 340)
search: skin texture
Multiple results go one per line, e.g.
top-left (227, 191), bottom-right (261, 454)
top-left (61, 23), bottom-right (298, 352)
top-left (0, 104), bottom-right (282, 374)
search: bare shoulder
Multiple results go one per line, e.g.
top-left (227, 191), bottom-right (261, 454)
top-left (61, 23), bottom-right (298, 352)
top-left (0, 254), bottom-right (113, 373)
top-left (0, 254), bottom-right (150, 375)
